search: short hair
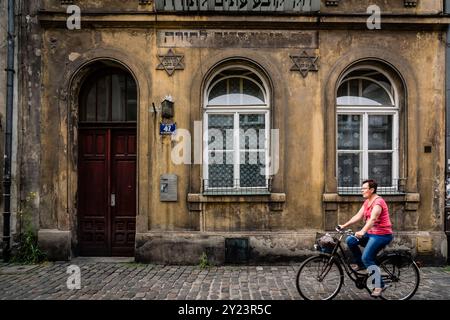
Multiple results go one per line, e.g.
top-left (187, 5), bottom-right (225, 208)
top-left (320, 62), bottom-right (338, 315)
top-left (362, 179), bottom-right (378, 193)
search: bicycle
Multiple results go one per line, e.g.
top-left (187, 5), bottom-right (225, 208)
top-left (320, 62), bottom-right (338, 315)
top-left (296, 227), bottom-right (420, 300)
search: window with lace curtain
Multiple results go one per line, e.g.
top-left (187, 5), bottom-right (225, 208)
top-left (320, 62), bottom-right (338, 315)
top-left (336, 68), bottom-right (399, 194)
top-left (203, 67), bottom-right (270, 194)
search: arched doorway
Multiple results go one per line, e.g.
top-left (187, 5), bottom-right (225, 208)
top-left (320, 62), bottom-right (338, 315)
top-left (77, 66), bottom-right (137, 256)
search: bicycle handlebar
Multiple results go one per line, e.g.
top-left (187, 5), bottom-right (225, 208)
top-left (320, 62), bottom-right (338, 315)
top-left (335, 226), bottom-right (354, 235)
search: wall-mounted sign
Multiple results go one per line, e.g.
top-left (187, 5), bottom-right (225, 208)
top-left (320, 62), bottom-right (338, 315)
top-left (155, 0), bottom-right (320, 13)
top-left (160, 174), bottom-right (178, 202)
top-left (160, 122), bottom-right (177, 135)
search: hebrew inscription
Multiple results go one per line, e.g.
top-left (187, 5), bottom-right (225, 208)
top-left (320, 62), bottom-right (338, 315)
top-left (157, 30), bottom-right (317, 48)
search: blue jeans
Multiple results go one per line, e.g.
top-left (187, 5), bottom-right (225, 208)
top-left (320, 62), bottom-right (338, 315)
top-left (346, 233), bottom-right (393, 288)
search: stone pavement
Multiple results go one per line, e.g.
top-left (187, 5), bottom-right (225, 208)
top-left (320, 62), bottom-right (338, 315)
top-left (0, 258), bottom-right (449, 300)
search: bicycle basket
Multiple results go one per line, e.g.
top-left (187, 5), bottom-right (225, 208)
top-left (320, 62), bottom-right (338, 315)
top-left (316, 233), bottom-right (336, 254)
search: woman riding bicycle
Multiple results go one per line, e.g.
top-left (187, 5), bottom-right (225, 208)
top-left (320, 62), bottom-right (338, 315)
top-left (338, 179), bottom-right (393, 297)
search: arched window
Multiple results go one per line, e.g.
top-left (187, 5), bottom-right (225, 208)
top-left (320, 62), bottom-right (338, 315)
top-left (203, 66), bottom-right (270, 193)
top-left (336, 68), bottom-right (399, 192)
top-left (79, 68), bottom-right (137, 123)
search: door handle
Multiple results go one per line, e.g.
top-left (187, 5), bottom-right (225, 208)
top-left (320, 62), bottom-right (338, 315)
top-left (111, 193), bottom-right (116, 207)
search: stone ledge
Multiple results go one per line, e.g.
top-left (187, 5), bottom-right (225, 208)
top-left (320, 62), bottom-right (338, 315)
top-left (323, 192), bottom-right (420, 204)
top-left (187, 193), bottom-right (286, 203)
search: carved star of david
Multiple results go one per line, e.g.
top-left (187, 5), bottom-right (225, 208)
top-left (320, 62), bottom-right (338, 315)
top-left (290, 51), bottom-right (319, 78)
top-left (156, 49), bottom-right (184, 76)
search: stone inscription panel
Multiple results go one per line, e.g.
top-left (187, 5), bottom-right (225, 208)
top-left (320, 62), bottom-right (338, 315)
top-left (157, 30), bottom-right (318, 48)
top-left (155, 0), bottom-right (321, 13)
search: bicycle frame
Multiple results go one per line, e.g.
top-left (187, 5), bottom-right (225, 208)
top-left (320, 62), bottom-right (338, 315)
top-left (320, 232), bottom-right (374, 294)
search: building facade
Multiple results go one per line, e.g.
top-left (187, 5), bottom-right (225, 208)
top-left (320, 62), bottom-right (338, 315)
top-left (2, 0), bottom-right (449, 264)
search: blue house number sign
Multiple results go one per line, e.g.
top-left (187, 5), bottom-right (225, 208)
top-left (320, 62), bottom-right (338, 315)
top-left (160, 122), bottom-right (176, 135)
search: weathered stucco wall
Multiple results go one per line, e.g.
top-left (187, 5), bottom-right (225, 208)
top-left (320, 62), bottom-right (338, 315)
top-left (319, 30), bottom-right (446, 231)
top-left (31, 1), bottom-right (448, 263)
top-left (37, 24), bottom-right (447, 262)
top-left (39, 27), bottom-right (326, 234)
top-left (20, 0), bottom-right (43, 239)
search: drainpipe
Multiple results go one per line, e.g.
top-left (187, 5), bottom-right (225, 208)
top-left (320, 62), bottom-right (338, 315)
top-left (2, 0), bottom-right (15, 261)
top-left (445, 0), bottom-right (450, 264)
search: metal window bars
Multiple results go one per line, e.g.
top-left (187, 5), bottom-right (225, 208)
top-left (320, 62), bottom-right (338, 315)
top-left (202, 178), bottom-right (272, 195)
top-left (337, 178), bottom-right (406, 195)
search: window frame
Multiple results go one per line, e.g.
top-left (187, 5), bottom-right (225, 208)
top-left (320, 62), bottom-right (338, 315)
top-left (207, 75), bottom-right (268, 107)
top-left (203, 66), bottom-right (271, 194)
top-left (336, 67), bottom-right (400, 194)
top-left (337, 76), bottom-right (395, 106)
top-left (79, 68), bottom-right (137, 124)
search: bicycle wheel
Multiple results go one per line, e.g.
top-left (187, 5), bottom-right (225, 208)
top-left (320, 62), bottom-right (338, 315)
top-left (296, 255), bottom-right (344, 300)
top-left (378, 254), bottom-right (420, 300)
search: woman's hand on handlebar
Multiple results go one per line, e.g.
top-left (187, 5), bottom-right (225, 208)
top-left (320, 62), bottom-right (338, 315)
top-left (355, 230), bottom-right (365, 238)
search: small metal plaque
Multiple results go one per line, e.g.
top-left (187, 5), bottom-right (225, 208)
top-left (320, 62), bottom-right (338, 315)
top-left (160, 174), bottom-right (178, 202)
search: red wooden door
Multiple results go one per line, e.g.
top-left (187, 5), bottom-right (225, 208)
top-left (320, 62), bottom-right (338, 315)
top-left (78, 128), bottom-right (136, 256)
top-left (110, 129), bottom-right (137, 256)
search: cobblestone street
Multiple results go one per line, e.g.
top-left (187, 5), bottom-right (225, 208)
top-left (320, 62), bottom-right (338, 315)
top-left (0, 258), bottom-right (449, 300)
